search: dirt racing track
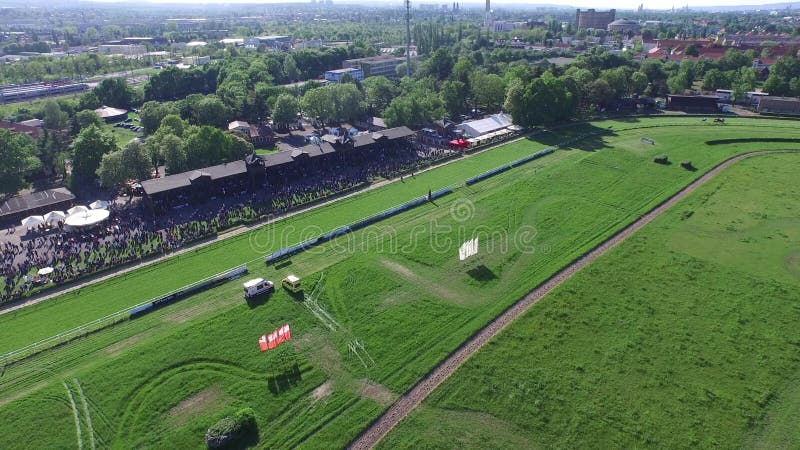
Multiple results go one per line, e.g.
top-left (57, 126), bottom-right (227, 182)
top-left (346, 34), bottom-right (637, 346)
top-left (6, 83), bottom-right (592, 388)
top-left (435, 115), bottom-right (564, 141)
top-left (348, 149), bottom-right (800, 449)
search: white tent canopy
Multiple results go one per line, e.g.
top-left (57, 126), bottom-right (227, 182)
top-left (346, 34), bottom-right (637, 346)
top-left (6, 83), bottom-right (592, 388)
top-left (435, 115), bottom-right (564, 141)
top-left (65, 209), bottom-right (110, 229)
top-left (67, 205), bottom-right (89, 215)
top-left (89, 200), bottom-right (109, 210)
top-left (37, 267), bottom-right (54, 276)
top-left (43, 211), bottom-right (66, 224)
top-left (21, 215), bottom-right (45, 228)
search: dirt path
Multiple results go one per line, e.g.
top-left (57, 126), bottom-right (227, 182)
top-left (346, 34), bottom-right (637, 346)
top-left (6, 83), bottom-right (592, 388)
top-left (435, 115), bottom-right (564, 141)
top-left (348, 150), bottom-right (800, 449)
top-left (0, 135), bottom-right (530, 316)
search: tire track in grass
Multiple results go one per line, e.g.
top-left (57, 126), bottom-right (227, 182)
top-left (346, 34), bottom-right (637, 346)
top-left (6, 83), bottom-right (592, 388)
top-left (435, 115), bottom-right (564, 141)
top-left (63, 380), bottom-right (83, 450)
top-left (348, 150), bottom-right (800, 449)
top-left (74, 378), bottom-right (97, 450)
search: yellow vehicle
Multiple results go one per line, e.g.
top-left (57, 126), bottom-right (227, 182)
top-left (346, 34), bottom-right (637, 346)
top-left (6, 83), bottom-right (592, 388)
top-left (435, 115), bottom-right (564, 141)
top-left (281, 275), bottom-right (302, 292)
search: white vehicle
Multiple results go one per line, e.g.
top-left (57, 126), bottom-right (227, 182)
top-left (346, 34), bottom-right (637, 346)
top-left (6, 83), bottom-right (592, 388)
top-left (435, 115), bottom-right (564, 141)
top-left (281, 275), bottom-right (302, 292)
top-left (243, 278), bottom-right (274, 299)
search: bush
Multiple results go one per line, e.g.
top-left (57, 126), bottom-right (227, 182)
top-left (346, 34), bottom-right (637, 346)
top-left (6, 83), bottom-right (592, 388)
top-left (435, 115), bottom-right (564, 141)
top-left (206, 407), bottom-right (258, 449)
top-left (681, 160), bottom-right (694, 170)
top-left (653, 155), bottom-right (669, 165)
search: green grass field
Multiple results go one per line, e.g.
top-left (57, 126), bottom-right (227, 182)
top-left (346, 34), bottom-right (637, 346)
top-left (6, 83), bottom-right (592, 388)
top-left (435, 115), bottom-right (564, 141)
top-left (379, 152), bottom-right (800, 449)
top-left (0, 117), bottom-right (798, 449)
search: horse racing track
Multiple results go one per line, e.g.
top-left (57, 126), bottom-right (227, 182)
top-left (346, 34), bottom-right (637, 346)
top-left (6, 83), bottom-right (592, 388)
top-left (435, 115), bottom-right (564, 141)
top-left (1, 117), bottom-right (799, 449)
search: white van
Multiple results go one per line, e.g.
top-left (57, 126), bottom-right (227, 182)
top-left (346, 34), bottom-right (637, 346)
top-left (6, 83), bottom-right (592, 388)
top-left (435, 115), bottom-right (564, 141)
top-left (243, 278), bottom-right (274, 299)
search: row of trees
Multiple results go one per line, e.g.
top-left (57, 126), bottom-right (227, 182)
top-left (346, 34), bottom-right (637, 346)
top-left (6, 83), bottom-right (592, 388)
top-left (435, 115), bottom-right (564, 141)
top-left (0, 53), bottom-right (146, 85)
top-left (89, 114), bottom-right (254, 187)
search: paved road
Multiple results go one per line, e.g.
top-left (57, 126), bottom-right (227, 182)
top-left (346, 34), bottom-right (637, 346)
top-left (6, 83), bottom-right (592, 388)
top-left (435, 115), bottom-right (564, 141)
top-left (348, 150), bottom-right (800, 449)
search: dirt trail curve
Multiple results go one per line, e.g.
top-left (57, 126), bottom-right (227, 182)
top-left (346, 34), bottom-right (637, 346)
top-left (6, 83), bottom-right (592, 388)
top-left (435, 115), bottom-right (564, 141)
top-left (0, 135), bottom-right (531, 316)
top-left (348, 150), bottom-right (800, 450)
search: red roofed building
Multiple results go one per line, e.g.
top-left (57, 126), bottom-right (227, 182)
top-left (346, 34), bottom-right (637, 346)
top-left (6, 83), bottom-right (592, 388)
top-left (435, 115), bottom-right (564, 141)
top-left (0, 120), bottom-right (41, 140)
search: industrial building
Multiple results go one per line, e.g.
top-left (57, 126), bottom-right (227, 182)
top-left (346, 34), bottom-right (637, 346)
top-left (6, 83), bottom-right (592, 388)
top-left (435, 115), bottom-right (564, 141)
top-left (343, 56), bottom-right (406, 79)
top-left (98, 44), bottom-right (146, 56)
top-left (576, 9), bottom-right (616, 29)
top-left (324, 68), bottom-right (364, 83)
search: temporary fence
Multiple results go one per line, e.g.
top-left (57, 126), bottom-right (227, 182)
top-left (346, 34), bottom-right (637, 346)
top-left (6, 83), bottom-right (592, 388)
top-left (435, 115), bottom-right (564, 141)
top-left (267, 188), bottom-right (457, 265)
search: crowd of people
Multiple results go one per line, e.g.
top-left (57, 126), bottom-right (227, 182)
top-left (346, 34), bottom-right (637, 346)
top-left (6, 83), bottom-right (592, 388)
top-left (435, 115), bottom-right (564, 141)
top-left (1, 139), bottom-right (457, 302)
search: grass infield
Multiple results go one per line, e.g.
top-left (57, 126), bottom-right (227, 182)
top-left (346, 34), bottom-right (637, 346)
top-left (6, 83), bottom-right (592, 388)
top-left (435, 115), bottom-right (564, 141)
top-left (0, 117), bottom-right (798, 449)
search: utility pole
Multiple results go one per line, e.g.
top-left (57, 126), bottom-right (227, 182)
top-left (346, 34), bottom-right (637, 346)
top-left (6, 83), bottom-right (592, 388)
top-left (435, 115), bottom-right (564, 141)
top-left (405, 0), bottom-right (412, 77)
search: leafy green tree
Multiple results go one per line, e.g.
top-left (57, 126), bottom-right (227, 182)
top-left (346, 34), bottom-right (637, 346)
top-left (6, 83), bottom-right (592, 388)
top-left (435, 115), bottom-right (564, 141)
top-left (96, 151), bottom-right (126, 187)
top-left (73, 109), bottom-right (102, 132)
top-left (667, 72), bottom-right (690, 94)
top-left (0, 129), bottom-right (40, 195)
top-left (384, 90), bottom-right (445, 129)
top-left (159, 114), bottom-right (188, 137)
top-left (732, 67), bottom-right (756, 103)
top-left (451, 59), bottom-right (475, 86)
top-left (441, 80), bottom-right (469, 118)
top-left (362, 76), bottom-right (398, 115)
top-left (37, 129), bottom-right (68, 176)
top-left (150, 133), bottom-right (186, 174)
top-left (503, 78), bottom-right (526, 118)
top-left (184, 126), bottom-right (229, 168)
top-left (120, 140), bottom-right (152, 181)
top-left (301, 87), bottom-right (335, 125)
top-left (190, 95), bottom-right (231, 128)
top-left (227, 133), bottom-right (254, 160)
top-left (42, 100), bottom-right (68, 130)
top-left (283, 54), bottom-right (299, 82)
top-left (92, 78), bottom-right (135, 109)
top-left (139, 101), bottom-right (179, 135)
top-left (509, 74), bottom-right (576, 127)
top-left (470, 72), bottom-right (506, 112)
top-left (424, 48), bottom-right (454, 81)
top-left (630, 71), bottom-right (649, 95)
top-left (702, 68), bottom-right (730, 91)
top-left (272, 94), bottom-right (300, 130)
top-left (71, 124), bottom-right (118, 185)
top-left (599, 66), bottom-right (631, 98)
top-left (77, 91), bottom-right (101, 111)
top-left (329, 83), bottom-right (364, 123)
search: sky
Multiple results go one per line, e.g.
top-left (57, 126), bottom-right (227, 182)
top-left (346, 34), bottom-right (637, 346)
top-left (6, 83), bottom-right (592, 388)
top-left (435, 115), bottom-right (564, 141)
top-left (93, 0), bottom-right (797, 12)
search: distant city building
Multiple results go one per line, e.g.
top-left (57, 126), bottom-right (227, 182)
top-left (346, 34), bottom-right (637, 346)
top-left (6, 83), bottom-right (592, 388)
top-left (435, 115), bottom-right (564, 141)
top-left (219, 38), bottom-right (244, 46)
top-left (575, 9), bottom-right (616, 30)
top-left (182, 55), bottom-right (211, 66)
top-left (607, 19), bottom-right (640, 34)
top-left (324, 67), bottom-right (364, 82)
top-left (343, 56), bottom-right (406, 78)
top-left (244, 35), bottom-right (291, 50)
top-left (98, 44), bottom-right (145, 56)
top-left (493, 21), bottom-right (525, 33)
top-left (164, 18), bottom-right (207, 31)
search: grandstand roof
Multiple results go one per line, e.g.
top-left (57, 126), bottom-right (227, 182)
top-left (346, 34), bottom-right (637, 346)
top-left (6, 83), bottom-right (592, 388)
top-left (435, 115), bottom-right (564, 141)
top-left (379, 126), bottom-right (415, 140)
top-left (0, 187), bottom-right (75, 222)
top-left (141, 161), bottom-right (247, 196)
